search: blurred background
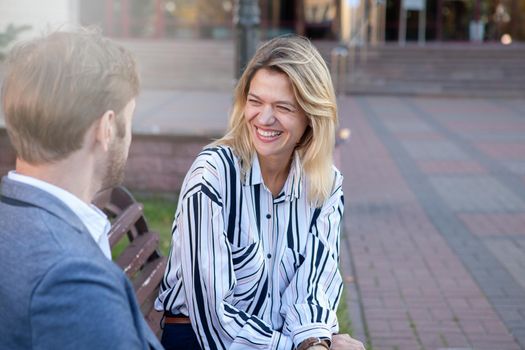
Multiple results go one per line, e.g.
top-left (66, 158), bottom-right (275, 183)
top-left (1, 0), bottom-right (525, 94)
top-left (1, 1), bottom-right (525, 349)
top-left (2, 0), bottom-right (524, 42)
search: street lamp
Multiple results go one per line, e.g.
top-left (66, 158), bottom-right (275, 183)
top-left (234, 0), bottom-right (260, 79)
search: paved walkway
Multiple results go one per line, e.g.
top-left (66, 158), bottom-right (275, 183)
top-left (132, 89), bottom-right (232, 136)
top-left (338, 96), bottom-right (525, 350)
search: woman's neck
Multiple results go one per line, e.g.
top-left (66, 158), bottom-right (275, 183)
top-left (258, 155), bottom-right (292, 197)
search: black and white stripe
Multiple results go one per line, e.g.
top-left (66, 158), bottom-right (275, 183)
top-left (156, 146), bottom-right (344, 349)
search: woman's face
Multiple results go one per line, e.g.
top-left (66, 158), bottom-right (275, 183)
top-left (244, 68), bottom-right (309, 166)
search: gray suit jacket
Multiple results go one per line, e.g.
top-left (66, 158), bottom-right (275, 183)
top-left (0, 177), bottom-right (163, 350)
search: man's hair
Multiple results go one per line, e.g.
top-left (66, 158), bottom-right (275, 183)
top-left (1, 27), bottom-right (140, 164)
top-left (212, 35), bottom-right (338, 205)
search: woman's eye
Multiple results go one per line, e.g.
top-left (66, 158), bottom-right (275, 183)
top-left (248, 99), bottom-right (262, 106)
top-left (277, 105), bottom-right (292, 113)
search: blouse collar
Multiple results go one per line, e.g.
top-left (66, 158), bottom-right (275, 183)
top-left (243, 151), bottom-right (303, 202)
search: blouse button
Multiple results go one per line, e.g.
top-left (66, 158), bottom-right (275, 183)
top-left (267, 253), bottom-right (272, 259)
top-left (266, 213), bottom-right (271, 219)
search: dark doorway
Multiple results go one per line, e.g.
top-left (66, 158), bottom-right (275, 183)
top-left (386, 0), bottom-right (458, 42)
top-left (405, 10), bottom-right (419, 41)
top-left (280, 0), bottom-right (295, 33)
top-left (261, 0), bottom-right (296, 38)
top-left (385, 0), bottom-right (400, 41)
top-left (441, 0), bottom-right (469, 40)
top-left (304, 0), bottom-right (336, 39)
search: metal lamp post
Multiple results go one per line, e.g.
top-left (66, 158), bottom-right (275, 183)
top-left (234, 0), bottom-right (260, 79)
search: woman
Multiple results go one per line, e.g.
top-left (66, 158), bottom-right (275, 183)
top-left (156, 35), bottom-right (365, 350)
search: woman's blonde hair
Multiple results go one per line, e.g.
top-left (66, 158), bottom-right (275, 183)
top-left (213, 35), bottom-right (338, 205)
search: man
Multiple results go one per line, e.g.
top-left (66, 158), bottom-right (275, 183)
top-left (0, 29), bottom-right (163, 349)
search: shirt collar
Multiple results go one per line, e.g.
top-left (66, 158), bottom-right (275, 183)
top-left (7, 171), bottom-right (112, 259)
top-left (243, 152), bottom-right (303, 201)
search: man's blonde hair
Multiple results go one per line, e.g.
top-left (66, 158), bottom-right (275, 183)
top-left (1, 28), bottom-right (139, 164)
top-left (213, 35), bottom-right (338, 205)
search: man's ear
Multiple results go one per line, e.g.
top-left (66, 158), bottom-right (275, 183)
top-left (95, 110), bottom-right (115, 152)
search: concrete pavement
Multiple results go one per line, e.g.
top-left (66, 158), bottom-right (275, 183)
top-left (133, 89), bottom-right (232, 137)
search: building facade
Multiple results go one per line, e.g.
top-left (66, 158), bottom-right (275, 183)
top-left (0, 0), bottom-right (78, 41)
top-left (0, 0), bottom-right (523, 43)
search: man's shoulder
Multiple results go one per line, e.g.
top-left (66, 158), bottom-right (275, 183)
top-left (0, 198), bottom-right (94, 253)
top-left (0, 206), bottom-right (115, 278)
top-left (4, 252), bottom-right (154, 350)
top-left (0, 209), bottom-right (125, 349)
top-left (1, 176), bottom-right (89, 231)
top-left (0, 197), bottom-right (111, 299)
top-left (35, 254), bottom-right (127, 296)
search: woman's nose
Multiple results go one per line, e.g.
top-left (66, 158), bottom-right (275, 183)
top-left (257, 105), bottom-right (275, 125)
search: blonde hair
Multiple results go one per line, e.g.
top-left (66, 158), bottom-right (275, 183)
top-left (213, 35), bottom-right (338, 205)
top-left (1, 27), bottom-right (139, 164)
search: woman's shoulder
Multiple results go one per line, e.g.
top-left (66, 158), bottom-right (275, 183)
top-left (198, 144), bottom-right (236, 160)
top-left (324, 165), bottom-right (344, 200)
top-left (194, 145), bottom-right (240, 173)
top-left (332, 165), bottom-right (343, 184)
top-left (181, 145), bottom-right (241, 196)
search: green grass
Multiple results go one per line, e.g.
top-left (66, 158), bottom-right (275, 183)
top-left (110, 194), bottom-right (177, 259)
top-left (336, 291), bottom-right (353, 335)
top-left (134, 194), bottom-right (177, 256)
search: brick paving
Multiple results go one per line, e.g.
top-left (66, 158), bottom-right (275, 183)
top-left (338, 96), bottom-right (525, 350)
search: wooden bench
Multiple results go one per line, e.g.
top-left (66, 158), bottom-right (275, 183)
top-left (93, 186), bottom-right (168, 337)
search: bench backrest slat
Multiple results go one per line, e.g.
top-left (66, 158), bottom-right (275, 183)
top-left (93, 186), bottom-right (167, 337)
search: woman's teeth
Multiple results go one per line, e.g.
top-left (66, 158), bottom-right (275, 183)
top-left (257, 128), bottom-right (282, 137)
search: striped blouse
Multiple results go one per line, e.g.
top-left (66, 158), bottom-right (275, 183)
top-left (155, 146), bottom-right (344, 350)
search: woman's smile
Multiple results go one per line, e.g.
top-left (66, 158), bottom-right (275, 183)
top-left (254, 126), bottom-right (283, 142)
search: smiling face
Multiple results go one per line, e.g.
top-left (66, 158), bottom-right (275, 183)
top-left (244, 68), bottom-right (309, 168)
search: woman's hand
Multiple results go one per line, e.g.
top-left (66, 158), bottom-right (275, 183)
top-left (331, 334), bottom-right (366, 350)
top-left (306, 346), bottom-right (330, 350)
